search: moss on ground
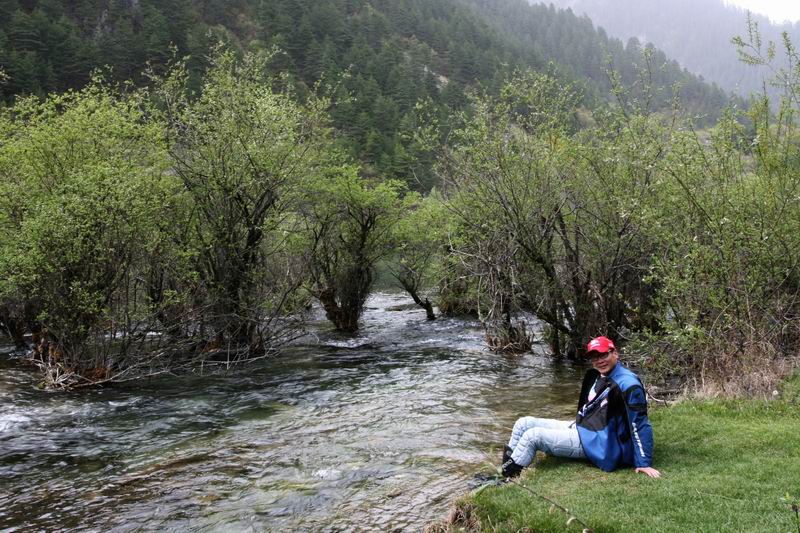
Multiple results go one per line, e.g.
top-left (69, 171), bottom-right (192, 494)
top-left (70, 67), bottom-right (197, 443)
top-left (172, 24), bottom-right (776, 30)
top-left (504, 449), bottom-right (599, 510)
top-left (447, 399), bottom-right (800, 532)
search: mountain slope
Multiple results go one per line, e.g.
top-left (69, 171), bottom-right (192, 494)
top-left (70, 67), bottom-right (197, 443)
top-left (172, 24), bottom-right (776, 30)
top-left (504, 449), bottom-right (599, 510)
top-left (542, 0), bottom-right (800, 97)
top-left (0, 0), bottom-right (736, 188)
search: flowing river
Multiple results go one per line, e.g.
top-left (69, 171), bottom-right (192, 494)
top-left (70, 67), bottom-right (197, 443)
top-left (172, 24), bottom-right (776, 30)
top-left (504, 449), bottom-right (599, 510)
top-left (0, 293), bottom-right (586, 532)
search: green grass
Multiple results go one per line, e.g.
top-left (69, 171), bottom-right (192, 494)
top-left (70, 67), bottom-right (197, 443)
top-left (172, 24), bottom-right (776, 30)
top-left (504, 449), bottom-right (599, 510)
top-left (781, 369), bottom-right (800, 406)
top-left (465, 400), bottom-right (800, 532)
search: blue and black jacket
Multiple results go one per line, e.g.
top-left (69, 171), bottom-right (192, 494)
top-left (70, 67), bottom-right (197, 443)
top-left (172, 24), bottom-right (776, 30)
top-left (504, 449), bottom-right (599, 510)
top-left (575, 363), bottom-right (654, 472)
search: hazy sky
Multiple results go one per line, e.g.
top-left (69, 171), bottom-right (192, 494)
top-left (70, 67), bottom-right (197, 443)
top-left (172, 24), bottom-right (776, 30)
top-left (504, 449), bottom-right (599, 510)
top-left (725, 0), bottom-right (800, 23)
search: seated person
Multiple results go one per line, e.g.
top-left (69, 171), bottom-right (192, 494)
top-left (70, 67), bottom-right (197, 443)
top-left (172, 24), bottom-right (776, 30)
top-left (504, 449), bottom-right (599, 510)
top-left (500, 336), bottom-right (661, 478)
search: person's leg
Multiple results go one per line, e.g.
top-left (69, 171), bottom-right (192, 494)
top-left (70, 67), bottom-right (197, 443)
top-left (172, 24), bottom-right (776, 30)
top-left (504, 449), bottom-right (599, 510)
top-left (507, 417), bottom-right (573, 449)
top-left (510, 424), bottom-right (585, 467)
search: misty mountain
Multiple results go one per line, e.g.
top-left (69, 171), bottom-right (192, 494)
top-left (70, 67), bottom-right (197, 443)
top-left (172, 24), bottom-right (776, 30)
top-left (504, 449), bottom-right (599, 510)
top-left (542, 0), bottom-right (800, 97)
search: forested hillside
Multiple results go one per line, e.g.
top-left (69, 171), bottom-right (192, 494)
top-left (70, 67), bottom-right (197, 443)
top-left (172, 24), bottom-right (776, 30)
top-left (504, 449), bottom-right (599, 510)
top-left (544, 0), bottom-right (800, 97)
top-left (0, 0), bottom-right (734, 189)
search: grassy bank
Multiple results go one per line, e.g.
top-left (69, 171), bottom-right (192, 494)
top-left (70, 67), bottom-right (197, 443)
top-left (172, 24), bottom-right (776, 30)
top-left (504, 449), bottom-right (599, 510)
top-left (436, 379), bottom-right (800, 532)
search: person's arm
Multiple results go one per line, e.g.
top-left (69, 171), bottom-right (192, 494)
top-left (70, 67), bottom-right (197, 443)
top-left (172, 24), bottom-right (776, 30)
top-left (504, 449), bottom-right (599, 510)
top-left (624, 385), bottom-right (661, 478)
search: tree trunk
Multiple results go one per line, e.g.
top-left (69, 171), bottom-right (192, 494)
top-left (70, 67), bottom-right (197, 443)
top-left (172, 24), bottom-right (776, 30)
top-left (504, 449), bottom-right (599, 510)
top-left (318, 288), bottom-right (360, 332)
top-left (399, 279), bottom-right (436, 320)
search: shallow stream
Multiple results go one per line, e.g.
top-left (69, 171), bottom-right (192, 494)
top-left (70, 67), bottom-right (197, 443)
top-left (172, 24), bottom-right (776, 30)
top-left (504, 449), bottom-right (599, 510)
top-left (0, 293), bottom-right (585, 531)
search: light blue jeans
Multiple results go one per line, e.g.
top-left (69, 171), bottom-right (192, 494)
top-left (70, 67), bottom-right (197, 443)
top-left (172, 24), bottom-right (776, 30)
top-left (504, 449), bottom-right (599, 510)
top-left (507, 417), bottom-right (586, 466)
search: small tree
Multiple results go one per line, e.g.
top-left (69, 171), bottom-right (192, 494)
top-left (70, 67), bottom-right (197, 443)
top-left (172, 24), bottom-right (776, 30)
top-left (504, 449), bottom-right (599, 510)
top-left (0, 79), bottom-right (181, 386)
top-left (299, 168), bottom-right (408, 332)
top-left (638, 25), bottom-right (800, 391)
top-left (390, 192), bottom-right (450, 320)
top-left (438, 70), bottom-right (667, 356)
top-left (155, 47), bottom-right (334, 352)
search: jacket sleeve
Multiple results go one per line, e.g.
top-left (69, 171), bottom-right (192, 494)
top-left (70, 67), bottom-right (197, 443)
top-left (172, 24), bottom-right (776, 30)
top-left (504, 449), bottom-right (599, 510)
top-left (623, 385), bottom-right (654, 468)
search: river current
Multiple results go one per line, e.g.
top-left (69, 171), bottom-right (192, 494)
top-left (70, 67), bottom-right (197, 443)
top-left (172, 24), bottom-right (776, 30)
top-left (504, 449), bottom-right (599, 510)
top-left (0, 293), bottom-right (585, 531)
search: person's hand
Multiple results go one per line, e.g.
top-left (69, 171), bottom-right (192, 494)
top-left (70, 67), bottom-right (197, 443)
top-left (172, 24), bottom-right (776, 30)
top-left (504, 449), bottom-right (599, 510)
top-left (635, 467), bottom-right (661, 478)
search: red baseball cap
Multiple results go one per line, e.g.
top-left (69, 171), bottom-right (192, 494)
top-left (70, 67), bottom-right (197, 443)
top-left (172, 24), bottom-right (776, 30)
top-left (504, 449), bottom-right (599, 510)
top-left (586, 336), bottom-right (615, 355)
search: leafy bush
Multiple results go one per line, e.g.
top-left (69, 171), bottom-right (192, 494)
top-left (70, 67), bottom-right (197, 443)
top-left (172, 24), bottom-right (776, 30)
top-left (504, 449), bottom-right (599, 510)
top-left (0, 78), bottom-right (180, 385)
top-left (437, 70), bottom-right (666, 356)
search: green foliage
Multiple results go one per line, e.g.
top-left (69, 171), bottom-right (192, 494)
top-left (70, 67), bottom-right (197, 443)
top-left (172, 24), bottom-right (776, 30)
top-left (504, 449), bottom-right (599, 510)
top-left (638, 29), bottom-right (800, 388)
top-left (155, 47), bottom-right (335, 346)
top-left (429, 26), bottom-right (800, 379)
top-left (299, 167), bottom-right (409, 331)
top-left (780, 369), bottom-right (800, 405)
top-left (0, 2), bottom-right (796, 393)
top-left (438, 70), bottom-right (666, 356)
top-left (461, 0), bottom-right (735, 123)
top-left (390, 191), bottom-right (451, 318)
top-left (0, 78), bottom-right (177, 367)
top-left (0, 41), bottom-right (421, 384)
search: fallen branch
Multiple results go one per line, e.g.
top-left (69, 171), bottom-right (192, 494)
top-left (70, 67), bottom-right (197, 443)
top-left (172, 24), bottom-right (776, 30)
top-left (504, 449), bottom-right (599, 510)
top-left (477, 456), bottom-right (595, 532)
top-left (506, 477), bottom-right (595, 533)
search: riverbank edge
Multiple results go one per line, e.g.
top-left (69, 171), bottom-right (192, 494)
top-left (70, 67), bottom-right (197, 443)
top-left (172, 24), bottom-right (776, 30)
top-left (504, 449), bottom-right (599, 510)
top-left (426, 370), bottom-right (800, 532)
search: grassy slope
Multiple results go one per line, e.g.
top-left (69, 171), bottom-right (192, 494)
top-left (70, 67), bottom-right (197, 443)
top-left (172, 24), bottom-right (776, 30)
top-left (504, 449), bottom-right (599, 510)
top-left (466, 397), bottom-right (800, 532)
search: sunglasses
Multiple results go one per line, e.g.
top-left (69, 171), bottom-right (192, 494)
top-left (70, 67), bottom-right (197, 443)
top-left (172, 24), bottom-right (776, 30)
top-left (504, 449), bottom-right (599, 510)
top-left (589, 351), bottom-right (613, 362)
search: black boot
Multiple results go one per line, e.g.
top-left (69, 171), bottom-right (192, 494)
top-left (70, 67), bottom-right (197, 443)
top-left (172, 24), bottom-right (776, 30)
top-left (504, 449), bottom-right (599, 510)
top-left (500, 457), bottom-right (523, 478)
top-left (501, 445), bottom-right (513, 464)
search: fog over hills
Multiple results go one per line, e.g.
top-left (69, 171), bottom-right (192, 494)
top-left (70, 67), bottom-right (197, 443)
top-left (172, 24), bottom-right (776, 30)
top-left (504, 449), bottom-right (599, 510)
top-left (541, 0), bottom-right (800, 98)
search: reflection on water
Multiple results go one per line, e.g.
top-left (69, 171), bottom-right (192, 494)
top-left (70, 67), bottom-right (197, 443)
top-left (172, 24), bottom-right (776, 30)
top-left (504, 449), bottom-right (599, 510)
top-left (0, 293), bottom-right (586, 531)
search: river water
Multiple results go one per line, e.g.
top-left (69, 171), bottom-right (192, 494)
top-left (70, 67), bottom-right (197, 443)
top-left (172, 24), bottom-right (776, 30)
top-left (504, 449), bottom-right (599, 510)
top-left (0, 293), bottom-right (585, 532)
